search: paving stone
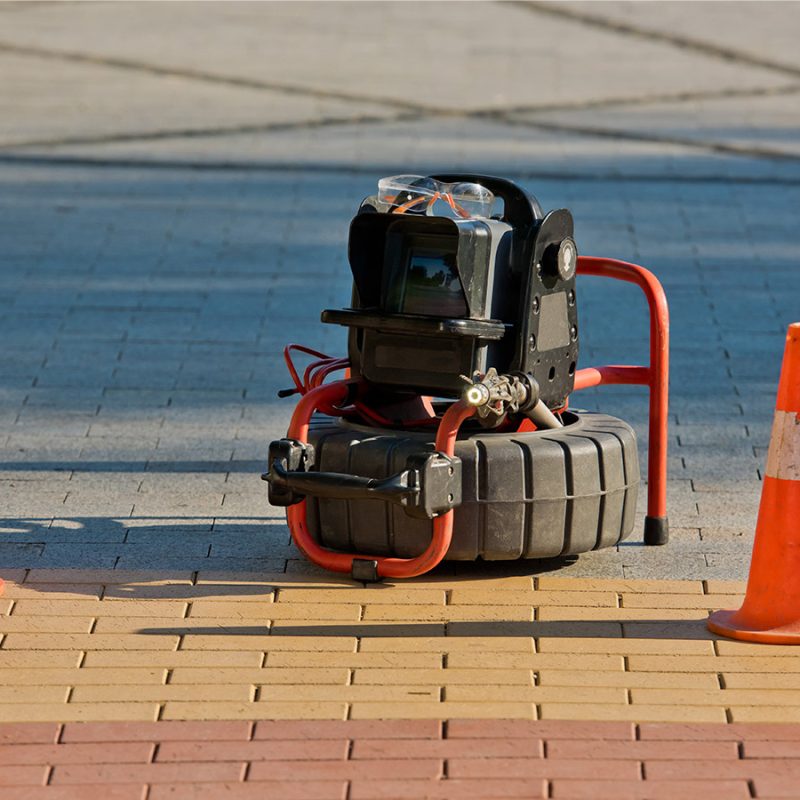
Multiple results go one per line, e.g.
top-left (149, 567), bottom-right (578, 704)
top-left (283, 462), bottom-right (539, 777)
top-left (160, 701), bottom-right (348, 721)
top-left (0, 741), bottom-right (155, 766)
top-left (0, 723), bottom-right (61, 746)
top-left (3, 571), bottom-right (788, 726)
top-left (49, 761), bottom-right (246, 785)
top-left (0, 704), bottom-right (160, 723)
top-left (60, 720), bottom-right (252, 743)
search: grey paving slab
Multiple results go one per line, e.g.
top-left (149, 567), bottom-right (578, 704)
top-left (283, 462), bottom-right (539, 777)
top-left (3, 1), bottom-right (794, 114)
top-left (561, 1), bottom-right (800, 71)
top-left (517, 90), bottom-right (800, 158)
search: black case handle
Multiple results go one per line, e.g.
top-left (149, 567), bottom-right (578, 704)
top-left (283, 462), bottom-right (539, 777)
top-left (264, 439), bottom-right (462, 520)
top-left (431, 173), bottom-right (543, 229)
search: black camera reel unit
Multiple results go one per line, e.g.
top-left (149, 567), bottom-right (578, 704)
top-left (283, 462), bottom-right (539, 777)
top-left (265, 175), bottom-right (670, 580)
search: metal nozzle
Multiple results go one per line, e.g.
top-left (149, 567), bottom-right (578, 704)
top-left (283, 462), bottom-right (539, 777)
top-left (465, 383), bottom-right (490, 407)
top-left (460, 369), bottom-right (563, 429)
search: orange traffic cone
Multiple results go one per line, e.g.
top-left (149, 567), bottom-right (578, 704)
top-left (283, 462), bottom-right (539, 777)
top-left (707, 323), bottom-right (800, 643)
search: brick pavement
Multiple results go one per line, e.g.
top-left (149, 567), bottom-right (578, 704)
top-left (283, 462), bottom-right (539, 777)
top-left (2, 572), bottom-right (800, 726)
top-left (4, 718), bottom-right (800, 799)
top-left (2, 1), bottom-right (800, 798)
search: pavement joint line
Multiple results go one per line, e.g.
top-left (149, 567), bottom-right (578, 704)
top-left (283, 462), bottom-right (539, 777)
top-left (480, 82), bottom-right (800, 116)
top-left (2, 152), bottom-right (798, 187)
top-left (2, 24), bottom-right (799, 167)
top-left (0, 112), bottom-right (423, 151)
top-left (0, 40), bottom-right (434, 113)
top-left (499, 115), bottom-right (800, 163)
top-left (4, 82), bottom-right (798, 153)
top-left (3, 35), bottom-right (786, 127)
top-left (513, 0), bottom-right (800, 80)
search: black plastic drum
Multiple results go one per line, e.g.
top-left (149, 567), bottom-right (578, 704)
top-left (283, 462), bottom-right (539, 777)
top-left (305, 410), bottom-right (639, 560)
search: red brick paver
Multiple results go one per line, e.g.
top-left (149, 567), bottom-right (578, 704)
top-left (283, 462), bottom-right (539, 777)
top-left (0, 718), bottom-right (798, 798)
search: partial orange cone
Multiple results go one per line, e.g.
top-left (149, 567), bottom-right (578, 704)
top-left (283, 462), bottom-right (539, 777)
top-left (708, 323), bottom-right (800, 643)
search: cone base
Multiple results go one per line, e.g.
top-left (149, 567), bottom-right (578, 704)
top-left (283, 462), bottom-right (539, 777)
top-left (707, 608), bottom-right (800, 644)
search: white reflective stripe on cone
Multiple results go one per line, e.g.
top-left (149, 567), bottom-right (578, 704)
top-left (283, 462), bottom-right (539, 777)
top-left (765, 409), bottom-right (800, 481)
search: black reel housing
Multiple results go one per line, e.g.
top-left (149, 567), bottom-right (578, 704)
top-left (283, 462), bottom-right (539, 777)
top-left (321, 175), bottom-right (579, 409)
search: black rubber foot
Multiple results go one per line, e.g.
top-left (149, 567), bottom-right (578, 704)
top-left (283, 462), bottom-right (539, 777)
top-left (644, 516), bottom-right (669, 546)
top-left (351, 559), bottom-right (380, 582)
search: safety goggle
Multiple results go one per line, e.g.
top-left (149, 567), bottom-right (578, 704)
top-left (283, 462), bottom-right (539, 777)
top-left (377, 175), bottom-right (495, 220)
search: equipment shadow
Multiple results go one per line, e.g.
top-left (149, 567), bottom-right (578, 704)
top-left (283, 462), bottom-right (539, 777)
top-left (138, 618), bottom-right (719, 641)
top-left (2, 515), bottom-right (729, 645)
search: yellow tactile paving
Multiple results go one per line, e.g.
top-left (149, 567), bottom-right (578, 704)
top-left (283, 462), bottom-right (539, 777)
top-left (1, 570), bottom-right (799, 723)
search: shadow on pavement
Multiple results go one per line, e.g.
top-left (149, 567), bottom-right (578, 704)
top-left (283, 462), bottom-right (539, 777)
top-left (138, 618), bottom-right (718, 640)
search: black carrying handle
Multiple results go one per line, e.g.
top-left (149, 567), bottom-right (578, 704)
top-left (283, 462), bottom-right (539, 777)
top-left (269, 462), bottom-right (418, 504)
top-left (264, 438), bottom-right (462, 520)
top-left (431, 174), bottom-right (544, 230)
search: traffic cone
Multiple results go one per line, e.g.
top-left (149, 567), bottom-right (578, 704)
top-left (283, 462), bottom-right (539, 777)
top-left (707, 323), bottom-right (800, 643)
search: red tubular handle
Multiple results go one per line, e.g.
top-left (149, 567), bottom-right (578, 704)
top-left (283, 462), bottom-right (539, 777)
top-left (281, 255), bottom-right (668, 574)
top-left (285, 381), bottom-right (475, 579)
top-left (573, 256), bottom-right (670, 526)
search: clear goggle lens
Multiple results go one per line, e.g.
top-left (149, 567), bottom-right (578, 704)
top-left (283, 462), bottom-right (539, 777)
top-left (377, 175), bottom-right (494, 220)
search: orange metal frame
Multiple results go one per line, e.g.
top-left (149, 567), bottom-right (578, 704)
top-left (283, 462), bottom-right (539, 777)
top-left (283, 256), bottom-right (669, 579)
top-left (286, 385), bottom-right (475, 579)
top-left (572, 257), bottom-right (670, 541)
